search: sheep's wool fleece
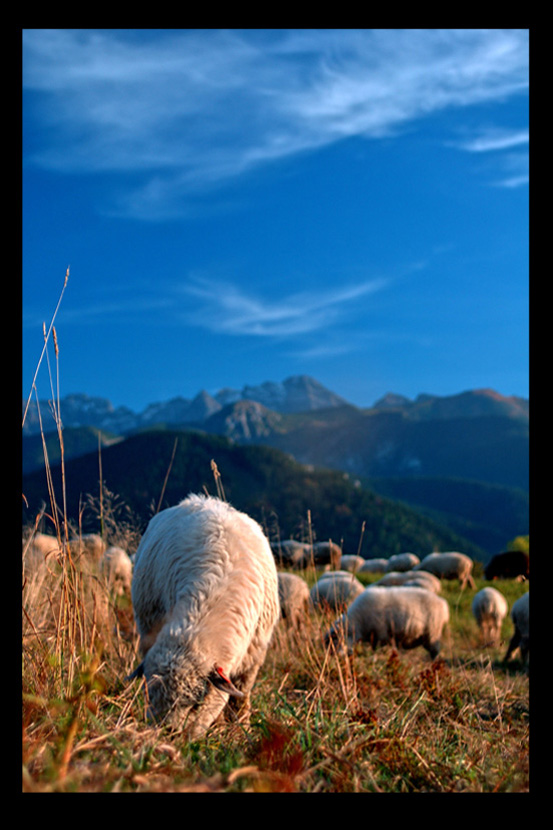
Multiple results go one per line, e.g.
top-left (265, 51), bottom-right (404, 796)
top-left (131, 494), bottom-right (279, 697)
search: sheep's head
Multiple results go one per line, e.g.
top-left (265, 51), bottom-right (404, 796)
top-left (133, 641), bottom-right (244, 736)
top-left (324, 613), bottom-right (353, 655)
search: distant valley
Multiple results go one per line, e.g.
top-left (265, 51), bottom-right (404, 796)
top-left (22, 375), bottom-right (529, 558)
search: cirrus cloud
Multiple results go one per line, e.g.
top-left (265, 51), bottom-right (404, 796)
top-left (23, 28), bottom-right (529, 219)
top-left (180, 273), bottom-right (389, 339)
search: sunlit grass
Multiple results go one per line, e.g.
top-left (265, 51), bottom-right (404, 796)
top-left (22, 274), bottom-right (529, 792)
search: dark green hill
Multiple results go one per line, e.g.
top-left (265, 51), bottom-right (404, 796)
top-left (22, 426), bottom-right (123, 474)
top-left (249, 408), bottom-right (528, 491)
top-left (21, 429), bottom-right (487, 561)
top-left (367, 476), bottom-right (529, 556)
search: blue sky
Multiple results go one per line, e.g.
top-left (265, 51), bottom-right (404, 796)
top-left (22, 29), bottom-right (529, 412)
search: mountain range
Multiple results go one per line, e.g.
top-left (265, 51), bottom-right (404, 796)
top-left (21, 375), bottom-right (529, 557)
top-left (22, 375), bottom-right (350, 437)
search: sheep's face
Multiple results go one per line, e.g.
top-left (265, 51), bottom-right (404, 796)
top-left (142, 645), bottom-right (243, 737)
top-left (110, 568), bottom-right (131, 596)
top-left (146, 666), bottom-right (207, 731)
top-left (324, 615), bottom-right (353, 655)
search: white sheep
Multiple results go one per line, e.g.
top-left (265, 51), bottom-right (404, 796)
top-left (24, 531), bottom-right (60, 558)
top-left (129, 494), bottom-right (280, 736)
top-left (23, 532), bottom-right (60, 572)
top-left (386, 553), bottom-right (421, 572)
top-left (311, 540), bottom-right (342, 568)
top-left (68, 532), bottom-right (106, 563)
top-left (277, 572), bottom-right (310, 629)
top-left (374, 569), bottom-right (442, 594)
top-left (310, 570), bottom-right (365, 611)
top-left (357, 558), bottom-right (389, 575)
top-left (471, 587), bottom-right (508, 646)
top-left (271, 540), bottom-right (309, 568)
top-left (22, 532), bottom-right (60, 589)
top-left (326, 585), bottom-right (450, 659)
top-left (504, 592), bottom-right (529, 664)
top-left (414, 551), bottom-right (476, 589)
top-left (102, 546), bottom-right (133, 596)
top-left (326, 554), bottom-right (365, 573)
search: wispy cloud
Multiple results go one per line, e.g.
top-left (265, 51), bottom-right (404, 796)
top-left (23, 29), bottom-right (529, 217)
top-left (454, 127), bottom-right (529, 153)
top-left (23, 271), bottom-right (389, 340)
top-left (451, 126), bottom-right (529, 187)
top-left (180, 274), bottom-right (389, 339)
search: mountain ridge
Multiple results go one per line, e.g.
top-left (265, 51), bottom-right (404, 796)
top-left (21, 376), bottom-right (529, 557)
top-left (21, 428), bottom-right (490, 561)
top-left (22, 374), bottom-right (350, 436)
top-left (22, 374), bottom-right (528, 438)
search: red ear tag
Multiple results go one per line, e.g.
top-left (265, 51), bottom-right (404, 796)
top-left (215, 665), bottom-right (231, 683)
top-left (211, 664), bottom-right (245, 698)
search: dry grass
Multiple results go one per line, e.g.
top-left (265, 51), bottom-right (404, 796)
top-left (22, 540), bottom-right (529, 793)
top-left (21, 282), bottom-right (529, 792)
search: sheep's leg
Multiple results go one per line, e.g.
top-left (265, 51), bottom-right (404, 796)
top-left (223, 659), bottom-right (266, 726)
top-left (504, 629), bottom-right (521, 662)
top-left (187, 687), bottom-right (230, 739)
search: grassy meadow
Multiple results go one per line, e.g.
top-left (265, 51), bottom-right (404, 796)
top-left (22, 524), bottom-right (529, 794)
top-left (22, 276), bottom-right (530, 795)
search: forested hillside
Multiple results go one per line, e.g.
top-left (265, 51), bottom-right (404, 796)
top-left (22, 429), bottom-right (487, 561)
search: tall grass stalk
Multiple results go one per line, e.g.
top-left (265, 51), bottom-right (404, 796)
top-left (156, 437), bottom-right (179, 513)
top-left (22, 266), bottom-right (69, 429)
top-left (210, 458), bottom-right (226, 502)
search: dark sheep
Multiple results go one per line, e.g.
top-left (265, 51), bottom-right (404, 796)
top-left (484, 551), bottom-right (529, 581)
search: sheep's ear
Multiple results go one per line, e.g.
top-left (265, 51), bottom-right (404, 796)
top-left (209, 665), bottom-right (245, 698)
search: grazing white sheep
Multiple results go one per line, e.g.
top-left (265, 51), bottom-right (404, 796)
top-left (414, 552), bottom-right (476, 589)
top-left (24, 532), bottom-right (60, 558)
top-left (129, 494), bottom-right (280, 736)
top-left (311, 540), bottom-right (342, 568)
top-left (326, 586), bottom-right (450, 659)
top-left (386, 553), bottom-right (420, 572)
top-left (271, 540), bottom-right (309, 569)
top-left (68, 533), bottom-right (106, 562)
top-left (23, 532), bottom-right (60, 572)
top-left (102, 546), bottom-right (133, 596)
top-left (22, 532), bottom-right (60, 589)
top-left (504, 592), bottom-right (529, 664)
top-left (472, 587), bottom-right (508, 646)
top-left (330, 554), bottom-right (365, 573)
top-left (277, 572), bottom-right (310, 629)
top-left (310, 570), bottom-right (364, 611)
top-left (375, 569), bottom-right (442, 594)
top-left (357, 558), bottom-right (389, 575)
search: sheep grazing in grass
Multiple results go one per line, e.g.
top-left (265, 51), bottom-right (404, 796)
top-left (374, 569), bottom-right (442, 594)
top-left (271, 540), bottom-right (309, 569)
top-left (129, 494), bottom-right (280, 737)
top-left (277, 572), bottom-right (310, 630)
top-left (414, 552), bottom-right (476, 589)
top-left (386, 553), bottom-right (420, 573)
top-left (504, 592), bottom-right (529, 664)
top-left (331, 554), bottom-right (365, 573)
top-left (326, 586), bottom-right (450, 659)
top-left (102, 546), bottom-right (133, 596)
top-left (272, 539), bottom-right (341, 570)
top-left (310, 570), bottom-right (364, 611)
top-left (472, 587), bottom-right (508, 646)
top-left (24, 532), bottom-right (60, 559)
top-left (23, 532), bottom-right (60, 572)
top-left (311, 540), bottom-right (342, 569)
top-left (68, 533), bottom-right (107, 563)
top-left (357, 558), bottom-right (389, 575)
top-left (484, 550), bottom-right (529, 581)
top-left (22, 532), bottom-right (61, 590)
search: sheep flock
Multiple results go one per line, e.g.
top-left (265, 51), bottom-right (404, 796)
top-left (23, 494), bottom-right (529, 743)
